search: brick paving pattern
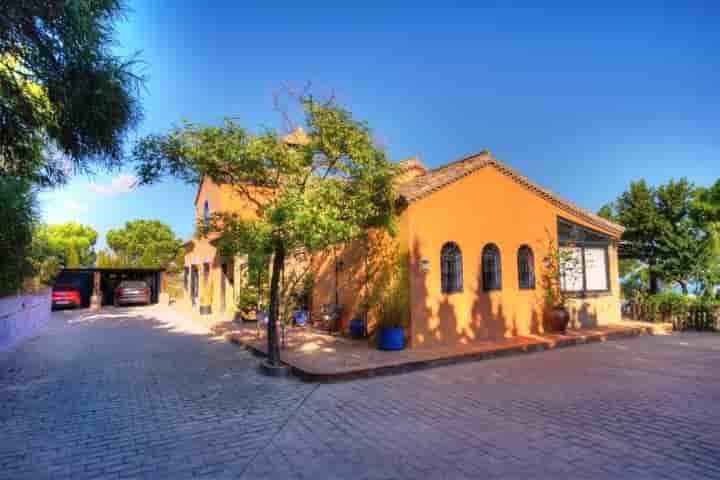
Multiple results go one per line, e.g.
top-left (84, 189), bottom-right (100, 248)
top-left (2, 306), bottom-right (719, 479)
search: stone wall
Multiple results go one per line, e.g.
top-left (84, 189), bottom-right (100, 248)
top-left (0, 290), bottom-right (51, 353)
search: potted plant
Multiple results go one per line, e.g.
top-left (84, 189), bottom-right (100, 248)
top-left (377, 316), bottom-right (406, 350)
top-left (541, 238), bottom-right (579, 333)
top-left (199, 278), bottom-right (214, 315)
top-left (235, 285), bottom-right (260, 321)
top-left (349, 315), bottom-right (367, 339)
top-left (375, 260), bottom-right (410, 350)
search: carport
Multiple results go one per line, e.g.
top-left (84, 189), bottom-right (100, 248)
top-left (54, 268), bottom-right (166, 308)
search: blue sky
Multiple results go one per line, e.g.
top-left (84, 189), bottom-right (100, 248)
top-left (39, 1), bottom-right (719, 249)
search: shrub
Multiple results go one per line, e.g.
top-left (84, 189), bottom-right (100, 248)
top-left (375, 252), bottom-right (410, 330)
top-left (635, 291), bottom-right (720, 327)
top-left (0, 177), bottom-right (38, 296)
top-left (645, 291), bottom-right (690, 317)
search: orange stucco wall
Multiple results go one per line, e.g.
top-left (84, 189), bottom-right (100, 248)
top-left (311, 226), bottom-right (406, 333)
top-left (405, 166), bottom-right (621, 348)
top-left (180, 177), bottom-right (255, 321)
top-left (313, 164), bottom-right (621, 348)
top-left (190, 169), bottom-right (621, 344)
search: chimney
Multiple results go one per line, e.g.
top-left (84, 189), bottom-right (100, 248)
top-left (396, 156), bottom-right (427, 183)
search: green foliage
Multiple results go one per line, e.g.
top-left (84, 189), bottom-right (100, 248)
top-left (605, 177), bottom-right (718, 295)
top-left (0, 0), bottom-right (143, 186)
top-left (96, 249), bottom-right (124, 268)
top-left (133, 97), bottom-right (398, 255)
top-left (234, 251), bottom-right (270, 318)
top-left (634, 291), bottom-right (720, 328)
top-left (105, 220), bottom-right (184, 269)
top-left (644, 291), bottom-right (692, 315)
top-left (133, 95), bottom-right (398, 359)
top-left (375, 251), bottom-right (410, 330)
top-left (694, 179), bottom-right (720, 292)
top-left (540, 232), bottom-right (581, 308)
top-left (65, 247), bottom-right (81, 268)
top-left (620, 264), bottom-right (648, 300)
top-left (597, 203), bottom-right (616, 221)
top-left (0, 176), bottom-right (38, 295)
top-left (34, 221), bottom-right (98, 267)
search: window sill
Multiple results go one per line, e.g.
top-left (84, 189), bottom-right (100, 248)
top-left (563, 291), bottom-right (612, 299)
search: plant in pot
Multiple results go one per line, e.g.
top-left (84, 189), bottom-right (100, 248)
top-left (350, 301), bottom-right (369, 339)
top-left (375, 258), bottom-right (410, 351)
top-left (199, 278), bottom-right (214, 315)
top-left (541, 237), bottom-right (580, 333)
top-left (235, 285), bottom-right (261, 321)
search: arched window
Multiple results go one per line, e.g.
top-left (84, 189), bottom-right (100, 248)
top-left (517, 245), bottom-right (535, 289)
top-left (441, 242), bottom-right (463, 293)
top-left (203, 201), bottom-right (210, 232)
top-left (482, 244), bottom-right (502, 291)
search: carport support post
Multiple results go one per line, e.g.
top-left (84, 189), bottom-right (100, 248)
top-left (90, 271), bottom-right (102, 311)
top-left (158, 271), bottom-right (170, 305)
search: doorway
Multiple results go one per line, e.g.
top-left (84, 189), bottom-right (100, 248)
top-left (190, 266), bottom-right (199, 306)
top-left (220, 263), bottom-right (227, 313)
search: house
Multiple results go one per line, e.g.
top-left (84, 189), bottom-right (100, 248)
top-left (181, 143), bottom-right (625, 348)
top-left (312, 151), bottom-right (625, 348)
top-left (180, 176), bottom-right (245, 319)
top-left (179, 129), bottom-right (310, 320)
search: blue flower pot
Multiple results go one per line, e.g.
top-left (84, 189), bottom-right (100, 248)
top-left (293, 310), bottom-right (308, 326)
top-left (378, 326), bottom-right (405, 351)
top-left (349, 318), bottom-right (366, 339)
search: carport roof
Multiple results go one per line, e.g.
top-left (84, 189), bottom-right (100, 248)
top-left (60, 267), bottom-right (166, 273)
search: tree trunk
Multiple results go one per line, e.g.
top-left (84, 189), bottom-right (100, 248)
top-left (679, 281), bottom-right (688, 295)
top-left (648, 260), bottom-right (659, 294)
top-left (267, 243), bottom-right (285, 366)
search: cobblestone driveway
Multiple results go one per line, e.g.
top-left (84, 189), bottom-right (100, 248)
top-left (1, 307), bottom-right (719, 479)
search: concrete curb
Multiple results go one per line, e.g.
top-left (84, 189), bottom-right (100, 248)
top-left (228, 323), bottom-right (673, 383)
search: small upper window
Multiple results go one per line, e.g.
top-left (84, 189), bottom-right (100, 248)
top-left (482, 244), bottom-right (502, 291)
top-left (441, 242), bottom-right (463, 294)
top-left (517, 245), bottom-right (535, 290)
top-left (203, 201), bottom-right (210, 232)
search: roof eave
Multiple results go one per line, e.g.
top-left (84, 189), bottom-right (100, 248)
top-left (397, 152), bottom-right (626, 239)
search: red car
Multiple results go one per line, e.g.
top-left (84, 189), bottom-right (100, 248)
top-left (51, 284), bottom-right (82, 309)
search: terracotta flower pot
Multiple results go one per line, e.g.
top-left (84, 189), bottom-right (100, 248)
top-left (545, 306), bottom-right (569, 333)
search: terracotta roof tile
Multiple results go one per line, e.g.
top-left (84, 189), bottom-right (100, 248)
top-left (397, 151), bottom-right (625, 237)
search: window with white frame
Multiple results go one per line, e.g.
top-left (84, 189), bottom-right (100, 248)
top-left (558, 219), bottom-right (610, 294)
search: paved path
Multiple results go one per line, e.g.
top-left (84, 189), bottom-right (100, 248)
top-left (1, 307), bottom-right (720, 479)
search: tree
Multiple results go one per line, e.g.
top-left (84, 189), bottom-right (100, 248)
top-left (1, 1), bottom-right (143, 186)
top-left (604, 180), bottom-right (664, 293)
top-left (132, 95), bottom-right (397, 367)
top-left (96, 249), bottom-right (124, 268)
top-left (694, 179), bottom-right (720, 294)
top-left (105, 220), bottom-right (184, 269)
top-left (0, 176), bottom-right (38, 295)
top-left (604, 178), bottom-right (717, 295)
top-left (35, 222), bottom-right (98, 267)
top-left (654, 179), bottom-right (711, 294)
